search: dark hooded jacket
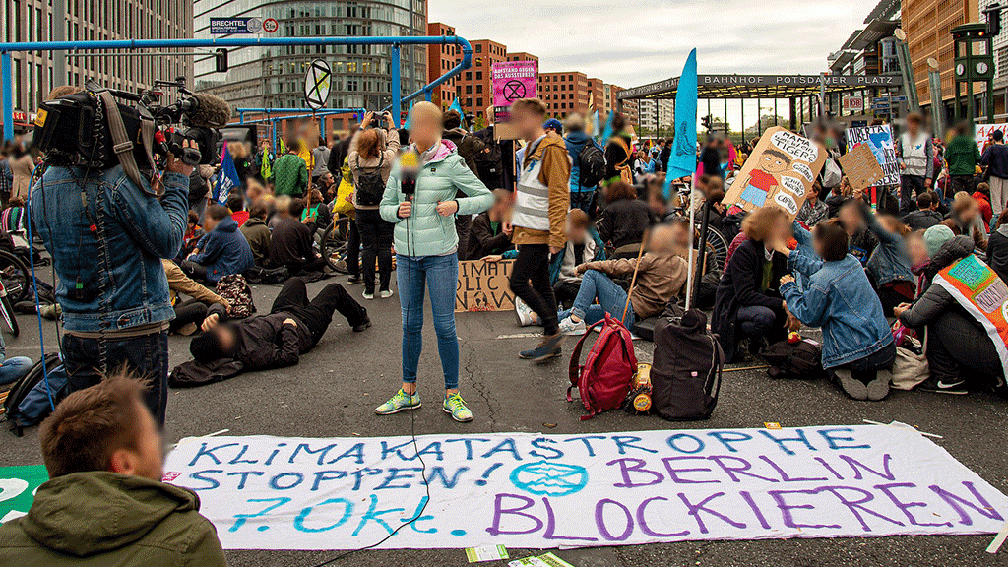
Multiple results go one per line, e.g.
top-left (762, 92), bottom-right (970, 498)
top-left (0, 472), bottom-right (226, 566)
top-left (900, 235), bottom-right (977, 329)
top-left (190, 216), bottom-right (255, 283)
top-left (711, 238), bottom-right (789, 362)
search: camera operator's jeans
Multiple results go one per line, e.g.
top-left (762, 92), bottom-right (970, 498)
top-left (61, 331), bottom-right (169, 426)
top-left (397, 253), bottom-right (459, 391)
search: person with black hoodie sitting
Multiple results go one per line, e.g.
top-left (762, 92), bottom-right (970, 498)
top-left (467, 189), bottom-right (514, 260)
top-left (598, 180), bottom-right (651, 258)
top-left (896, 226), bottom-right (1007, 395)
top-left (189, 278), bottom-right (370, 370)
top-left (268, 196), bottom-right (327, 276)
top-left (712, 206), bottom-right (793, 362)
top-left (903, 191), bottom-right (943, 230)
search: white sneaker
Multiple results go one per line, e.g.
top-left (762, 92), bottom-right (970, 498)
top-left (514, 297), bottom-right (536, 327)
top-left (362, 290), bottom-right (374, 300)
top-left (380, 289), bottom-right (394, 299)
top-left (558, 316), bottom-right (587, 336)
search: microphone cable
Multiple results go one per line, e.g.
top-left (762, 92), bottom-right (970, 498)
top-left (308, 150), bottom-right (430, 567)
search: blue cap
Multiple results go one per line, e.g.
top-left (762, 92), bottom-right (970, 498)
top-left (543, 118), bottom-right (563, 134)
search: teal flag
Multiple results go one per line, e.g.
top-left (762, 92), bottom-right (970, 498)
top-left (665, 48), bottom-right (698, 198)
top-left (448, 97), bottom-right (465, 128)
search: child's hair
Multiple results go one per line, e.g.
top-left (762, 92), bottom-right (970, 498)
top-left (567, 208), bottom-right (590, 230)
top-left (764, 148), bottom-right (792, 165)
top-left (742, 206), bottom-right (787, 241)
top-left (227, 194), bottom-right (244, 213)
top-left (940, 218), bottom-right (962, 235)
top-left (6, 196), bottom-right (25, 208)
top-left (976, 182), bottom-right (990, 197)
top-left (952, 191), bottom-right (975, 216)
top-left (916, 192), bottom-right (933, 210)
top-left (878, 215), bottom-right (911, 237)
top-left (814, 219), bottom-right (850, 262)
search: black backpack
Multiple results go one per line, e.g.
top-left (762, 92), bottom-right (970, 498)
top-left (4, 353), bottom-right (63, 435)
top-left (759, 339), bottom-right (826, 380)
top-left (354, 153), bottom-right (385, 207)
top-left (650, 309), bottom-right (724, 421)
top-left (578, 143), bottom-right (606, 188)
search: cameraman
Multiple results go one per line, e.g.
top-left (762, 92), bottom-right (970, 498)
top-left (31, 100), bottom-right (196, 426)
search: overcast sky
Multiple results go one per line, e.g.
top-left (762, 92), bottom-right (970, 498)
top-left (428, 0), bottom-right (881, 89)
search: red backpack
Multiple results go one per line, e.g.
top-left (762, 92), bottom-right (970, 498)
top-left (567, 313), bottom-right (638, 420)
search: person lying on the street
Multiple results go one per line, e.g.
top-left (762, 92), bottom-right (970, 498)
top-left (0, 370), bottom-right (227, 566)
top-left (556, 223), bottom-right (688, 335)
top-left (189, 278), bottom-right (370, 370)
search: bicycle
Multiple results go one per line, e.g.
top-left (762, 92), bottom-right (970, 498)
top-left (0, 250), bottom-right (27, 337)
top-left (320, 216), bottom-right (351, 271)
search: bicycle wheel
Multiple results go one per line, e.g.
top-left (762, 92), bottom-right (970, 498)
top-left (697, 224), bottom-right (729, 273)
top-left (1, 295), bottom-right (19, 337)
top-left (322, 218), bottom-right (350, 271)
top-left (0, 250), bottom-right (31, 304)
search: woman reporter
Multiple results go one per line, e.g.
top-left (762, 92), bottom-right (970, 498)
top-left (376, 102), bottom-right (493, 422)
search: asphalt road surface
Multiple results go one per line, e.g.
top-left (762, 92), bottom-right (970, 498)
top-left (3, 278), bottom-right (1007, 567)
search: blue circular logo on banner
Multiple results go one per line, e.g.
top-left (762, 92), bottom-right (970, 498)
top-left (509, 461), bottom-right (588, 497)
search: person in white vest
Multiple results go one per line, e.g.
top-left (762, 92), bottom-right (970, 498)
top-left (507, 98), bottom-right (572, 363)
top-left (895, 113), bottom-right (934, 216)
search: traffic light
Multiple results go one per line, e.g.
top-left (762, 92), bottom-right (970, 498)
top-left (215, 48), bottom-right (228, 73)
top-left (985, 4), bottom-right (1002, 36)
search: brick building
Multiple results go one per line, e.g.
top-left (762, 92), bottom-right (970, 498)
top-left (426, 22), bottom-right (459, 109)
top-left (538, 71), bottom-right (590, 119)
top-left (457, 39), bottom-right (506, 122)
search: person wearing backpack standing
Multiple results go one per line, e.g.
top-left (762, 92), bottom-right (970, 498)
top-left (509, 98), bottom-right (571, 363)
top-left (564, 113), bottom-right (605, 216)
top-left (348, 111), bottom-right (400, 299)
top-left (604, 113), bottom-right (634, 187)
top-left (443, 109), bottom-right (487, 260)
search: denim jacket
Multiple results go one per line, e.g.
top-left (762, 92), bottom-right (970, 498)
top-left (862, 205), bottom-right (913, 287)
top-left (782, 250), bottom-right (893, 368)
top-left (30, 165), bottom-right (189, 333)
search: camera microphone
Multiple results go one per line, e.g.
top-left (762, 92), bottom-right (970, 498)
top-left (185, 93), bottom-right (231, 129)
top-left (400, 151), bottom-right (419, 200)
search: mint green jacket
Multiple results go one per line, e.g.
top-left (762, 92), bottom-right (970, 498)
top-left (380, 140), bottom-right (493, 257)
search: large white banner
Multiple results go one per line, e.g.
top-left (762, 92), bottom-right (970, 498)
top-left (162, 426), bottom-right (1008, 550)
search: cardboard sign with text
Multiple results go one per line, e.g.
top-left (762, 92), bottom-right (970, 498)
top-left (976, 123), bottom-right (1008, 154)
top-left (846, 124), bottom-right (899, 186)
top-left (456, 260), bottom-right (516, 312)
top-left (837, 143), bottom-right (884, 192)
top-left (723, 126), bottom-right (827, 220)
top-left (492, 61), bottom-right (537, 125)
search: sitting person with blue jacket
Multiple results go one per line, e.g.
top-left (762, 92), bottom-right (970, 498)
top-left (183, 204), bottom-right (255, 284)
top-left (774, 219), bottom-right (895, 402)
top-left (549, 208), bottom-right (605, 310)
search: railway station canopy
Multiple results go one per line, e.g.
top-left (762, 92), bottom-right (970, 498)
top-left (617, 73), bottom-right (903, 100)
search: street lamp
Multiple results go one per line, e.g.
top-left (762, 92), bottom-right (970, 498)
top-left (927, 57), bottom-right (945, 137)
top-left (893, 28), bottom-right (921, 113)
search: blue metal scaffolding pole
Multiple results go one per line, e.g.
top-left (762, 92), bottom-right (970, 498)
top-left (0, 35), bottom-right (473, 140)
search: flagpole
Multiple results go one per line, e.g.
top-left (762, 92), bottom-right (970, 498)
top-left (685, 179), bottom-right (696, 311)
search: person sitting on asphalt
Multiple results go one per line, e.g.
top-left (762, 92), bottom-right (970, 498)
top-left (712, 206), bottom-right (793, 362)
top-left (557, 224), bottom-right (688, 335)
top-left (0, 371), bottom-right (227, 566)
top-left (895, 226), bottom-right (1007, 395)
top-left (903, 191), bottom-right (943, 231)
top-left (597, 180), bottom-right (652, 258)
top-left (775, 219), bottom-right (895, 401)
top-left (549, 208), bottom-right (605, 310)
top-left (228, 194), bottom-right (249, 226)
top-left (190, 277), bottom-right (370, 370)
top-left (239, 201), bottom-right (272, 267)
top-left (467, 188), bottom-right (515, 260)
top-left (267, 196), bottom-right (328, 276)
top-left (183, 204), bottom-right (255, 284)
top-left (162, 259), bottom-right (229, 336)
top-left (950, 191), bottom-right (988, 251)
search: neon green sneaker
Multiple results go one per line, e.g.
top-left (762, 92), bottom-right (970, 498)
top-left (375, 389), bottom-right (421, 415)
top-left (443, 392), bottom-right (474, 422)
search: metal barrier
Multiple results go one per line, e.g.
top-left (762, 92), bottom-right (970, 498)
top-left (0, 35), bottom-right (473, 140)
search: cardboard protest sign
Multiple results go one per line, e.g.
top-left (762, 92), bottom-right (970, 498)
top-left (456, 260), bottom-right (516, 312)
top-left (492, 61), bottom-right (537, 125)
top-left (161, 426), bottom-right (1008, 550)
top-left (723, 126), bottom-right (827, 220)
top-left (837, 143), bottom-right (884, 192)
top-left (846, 124), bottom-right (899, 186)
top-left (976, 123), bottom-right (1008, 154)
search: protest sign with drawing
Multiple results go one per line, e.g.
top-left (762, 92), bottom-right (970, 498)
top-left (457, 260), bottom-right (516, 312)
top-left (846, 124), bottom-right (899, 186)
top-left (837, 143), bottom-right (884, 192)
top-left (723, 126), bottom-right (827, 220)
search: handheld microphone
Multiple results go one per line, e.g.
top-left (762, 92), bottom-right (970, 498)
top-left (400, 151), bottom-right (419, 200)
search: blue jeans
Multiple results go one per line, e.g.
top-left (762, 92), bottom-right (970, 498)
top-left (397, 253), bottom-right (459, 390)
top-left (61, 331), bottom-right (169, 426)
top-left (736, 305), bottom-right (776, 337)
top-left (0, 356), bottom-right (32, 386)
top-left (560, 270), bottom-right (635, 328)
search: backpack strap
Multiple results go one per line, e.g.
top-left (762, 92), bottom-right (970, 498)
top-left (706, 336), bottom-right (725, 414)
top-left (566, 318), bottom-right (608, 402)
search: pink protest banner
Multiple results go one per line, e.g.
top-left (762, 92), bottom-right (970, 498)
top-left (492, 60), bottom-right (537, 124)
